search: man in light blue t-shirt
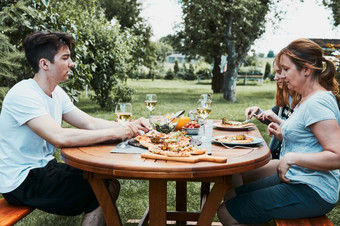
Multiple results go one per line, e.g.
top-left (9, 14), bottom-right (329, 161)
top-left (0, 31), bottom-right (150, 225)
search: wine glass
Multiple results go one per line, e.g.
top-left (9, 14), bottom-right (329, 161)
top-left (115, 102), bottom-right (132, 148)
top-left (200, 93), bottom-right (212, 101)
top-left (145, 94), bottom-right (158, 114)
top-left (197, 99), bottom-right (212, 140)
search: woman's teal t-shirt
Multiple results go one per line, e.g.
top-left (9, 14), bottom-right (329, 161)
top-left (281, 91), bottom-right (340, 204)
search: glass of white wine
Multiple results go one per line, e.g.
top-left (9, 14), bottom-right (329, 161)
top-left (197, 99), bottom-right (212, 140)
top-left (115, 102), bottom-right (132, 148)
top-left (145, 94), bottom-right (157, 114)
top-left (200, 93), bottom-right (212, 101)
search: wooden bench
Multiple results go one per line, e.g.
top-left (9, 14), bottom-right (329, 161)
top-left (274, 215), bottom-right (333, 226)
top-left (237, 74), bottom-right (263, 85)
top-left (0, 197), bottom-right (35, 226)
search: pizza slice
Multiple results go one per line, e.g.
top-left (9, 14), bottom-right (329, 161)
top-left (216, 134), bottom-right (254, 144)
top-left (220, 118), bottom-right (253, 127)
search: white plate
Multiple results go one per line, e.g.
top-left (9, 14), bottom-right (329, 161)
top-left (213, 122), bottom-right (254, 131)
top-left (212, 135), bottom-right (264, 146)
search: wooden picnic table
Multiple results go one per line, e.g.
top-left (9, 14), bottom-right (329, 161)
top-left (61, 120), bottom-right (271, 226)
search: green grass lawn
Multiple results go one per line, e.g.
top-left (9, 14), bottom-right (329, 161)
top-left (3, 79), bottom-right (340, 225)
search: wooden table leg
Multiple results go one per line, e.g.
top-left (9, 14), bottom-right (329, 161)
top-left (197, 179), bottom-right (230, 226)
top-left (176, 181), bottom-right (187, 225)
top-left (149, 179), bottom-right (167, 226)
top-left (87, 174), bottom-right (122, 226)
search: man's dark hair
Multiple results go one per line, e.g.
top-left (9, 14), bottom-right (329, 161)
top-left (23, 31), bottom-right (75, 73)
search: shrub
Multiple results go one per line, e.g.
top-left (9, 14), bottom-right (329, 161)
top-left (181, 63), bottom-right (195, 80)
top-left (112, 83), bottom-right (135, 103)
top-left (196, 68), bottom-right (212, 80)
top-left (176, 71), bottom-right (186, 80)
top-left (164, 69), bottom-right (174, 80)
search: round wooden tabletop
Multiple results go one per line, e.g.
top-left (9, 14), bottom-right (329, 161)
top-left (61, 125), bottom-right (271, 180)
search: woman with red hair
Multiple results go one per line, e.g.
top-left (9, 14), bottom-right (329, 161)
top-left (218, 38), bottom-right (340, 225)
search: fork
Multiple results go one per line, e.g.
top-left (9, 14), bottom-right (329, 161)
top-left (242, 118), bottom-right (251, 124)
top-left (243, 112), bottom-right (261, 124)
top-left (220, 142), bottom-right (258, 150)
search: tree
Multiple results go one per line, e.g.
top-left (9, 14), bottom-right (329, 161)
top-left (174, 59), bottom-right (179, 76)
top-left (0, 34), bottom-right (23, 87)
top-left (98, 0), bottom-right (154, 78)
top-left (0, 0), bottom-right (140, 109)
top-left (322, 0), bottom-right (340, 26)
top-left (264, 62), bottom-right (271, 80)
top-left (178, 0), bottom-right (275, 101)
top-left (99, 0), bottom-right (142, 28)
top-left (0, 2), bottom-right (28, 87)
top-left (154, 40), bottom-right (173, 63)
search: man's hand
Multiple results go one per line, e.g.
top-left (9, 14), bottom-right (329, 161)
top-left (120, 117), bottom-right (151, 140)
top-left (131, 117), bottom-right (151, 133)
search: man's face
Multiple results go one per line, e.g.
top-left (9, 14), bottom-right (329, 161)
top-left (48, 46), bottom-right (74, 83)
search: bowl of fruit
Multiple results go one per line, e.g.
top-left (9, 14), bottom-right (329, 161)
top-left (149, 115), bottom-right (178, 134)
top-left (183, 121), bottom-right (200, 135)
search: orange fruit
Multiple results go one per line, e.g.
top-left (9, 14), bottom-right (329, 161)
top-left (175, 117), bottom-right (191, 131)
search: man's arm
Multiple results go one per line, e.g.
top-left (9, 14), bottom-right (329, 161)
top-left (63, 107), bottom-right (151, 132)
top-left (26, 114), bottom-right (128, 148)
top-left (27, 108), bottom-right (150, 148)
top-left (62, 107), bottom-right (119, 130)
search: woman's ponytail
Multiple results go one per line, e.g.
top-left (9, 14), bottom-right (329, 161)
top-left (320, 58), bottom-right (340, 104)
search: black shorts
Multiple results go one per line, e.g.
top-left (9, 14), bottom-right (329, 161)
top-left (3, 159), bottom-right (99, 215)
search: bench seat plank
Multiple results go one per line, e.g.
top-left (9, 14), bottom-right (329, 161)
top-left (0, 198), bottom-right (35, 226)
top-left (274, 215), bottom-right (333, 226)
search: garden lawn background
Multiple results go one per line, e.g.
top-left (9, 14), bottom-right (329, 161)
top-left (1, 79), bottom-right (339, 225)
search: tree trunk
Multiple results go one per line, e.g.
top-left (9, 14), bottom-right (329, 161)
top-left (223, 62), bottom-right (238, 102)
top-left (211, 56), bottom-right (224, 93)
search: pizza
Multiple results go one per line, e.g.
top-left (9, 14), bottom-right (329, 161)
top-left (215, 134), bottom-right (254, 144)
top-left (148, 145), bottom-right (206, 157)
top-left (135, 131), bottom-right (206, 157)
top-left (135, 131), bottom-right (190, 148)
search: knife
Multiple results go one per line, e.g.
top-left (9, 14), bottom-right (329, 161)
top-left (169, 110), bottom-right (185, 121)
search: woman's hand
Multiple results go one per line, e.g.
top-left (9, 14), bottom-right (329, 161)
top-left (245, 106), bottom-right (261, 119)
top-left (277, 153), bottom-right (294, 183)
top-left (267, 122), bottom-right (283, 142)
top-left (257, 110), bottom-right (283, 124)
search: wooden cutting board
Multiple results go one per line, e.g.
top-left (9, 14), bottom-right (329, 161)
top-left (141, 152), bottom-right (227, 163)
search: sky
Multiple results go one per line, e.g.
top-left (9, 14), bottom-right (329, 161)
top-left (141, 0), bottom-right (340, 55)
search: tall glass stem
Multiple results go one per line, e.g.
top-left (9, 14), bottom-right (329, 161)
top-left (119, 122), bottom-right (127, 148)
top-left (202, 118), bottom-right (206, 136)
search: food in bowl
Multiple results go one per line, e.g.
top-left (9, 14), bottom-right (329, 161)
top-left (149, 115), bottom-right (178, 134)
top-left (183, 121), bottom-right (200, 129)
top-left (183, 121), bottom-right (200, 135)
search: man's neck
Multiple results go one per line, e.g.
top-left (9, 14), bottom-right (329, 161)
top-left (33, 73), bottom-right (57, 97)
